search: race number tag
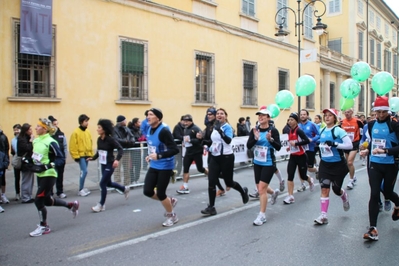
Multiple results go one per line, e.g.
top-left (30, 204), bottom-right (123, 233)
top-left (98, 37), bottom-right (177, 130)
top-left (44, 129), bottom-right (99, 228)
top-left (148, 145), bottom-right (156, 155)
top-left (32, 152), bottom-right (43, 163)
top-left (210, 142), bottom-right (221, 156)
top-left (319, 143), bottom-right (333, 157)
top-left (254, 146), bottom-right (268, 162)
top-left (98, 150), bottom-right (107, 165)
top-left (183, 135), bottom-right (192, 147)
top-left (372, 139), bottom-right (386, 157)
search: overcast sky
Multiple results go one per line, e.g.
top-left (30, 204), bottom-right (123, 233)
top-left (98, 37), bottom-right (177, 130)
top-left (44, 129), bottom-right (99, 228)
top-left (384, 0), bottom-right (399, 17)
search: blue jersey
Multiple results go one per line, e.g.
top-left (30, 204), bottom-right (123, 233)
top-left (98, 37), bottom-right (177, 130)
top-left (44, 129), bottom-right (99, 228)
top-left (370, 121), bottom-right (398, 164)
top-left (319, 126), bottom-right (346, 163)
top-left (146, 123), bottom-right (174, 170)
top-left (253, 130), bottom-right (276, 167)
top-left (299, 121), bottom-right (319, 151)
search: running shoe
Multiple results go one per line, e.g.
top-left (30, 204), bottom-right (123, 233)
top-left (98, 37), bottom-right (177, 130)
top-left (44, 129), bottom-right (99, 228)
top-left (201, 205), bottom-right (217, 216)
top-left (314, 214), bottom-right (328, 225)
top-left (1, 194), bottom-right (9, 204)
top-left (253, 214), bottom-right (267, 226)
top-left (384, 200), bottom-right (392, 212)
top-left (163, 213), bottom-right (178, 227)
top-left (279, 180), bottom-right (285, 192)
top-left (270, 190), bottom-right (279, 205)
top-left (0, 206), bottom-right (4, 213)
top-left (242, 187), bottom-right (249, 204)
top-left (78, 189), bottom-right (89, 197)
top-left (71, 200), bottom-right (79, 218)
top-left (29, 224), bottom-right (51, 237)
top-left (392, 207), bottom-right (399, 221)
top-left (363, 226), bottom-right (378, 241)
top-left (216, 190), bottom-right (226, 197)
top-left (124, 186), bottom-right (130, 200)
top-left (343, 199), bottom-right (350, 212)
top-left (91, 203), bottom-right (105, 213)
top-left (249, 189), bottom-right (259, 199)
top-left (283, 195), bottom-right (295, 204)
top-left (347, 180), bottom-right (354, 190)
top-left (58, 193), bottom-right (67, 199)
top-left (176, 186), bottom-right (190, 194)
top-left (309, 178), bottom-right (315, 192)
top-left (297, 184), bottom-right (306, 192)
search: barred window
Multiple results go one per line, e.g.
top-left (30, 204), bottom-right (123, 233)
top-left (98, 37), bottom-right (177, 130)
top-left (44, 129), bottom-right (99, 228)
top-left (358, 31), bottom-right (363, 60)
top-left (14, 21), bottom-right (56, 97)
top-left (377, 42), bottom-right (382, 69)
top-left (120, 39), bottom-right (148, 100)
top-left (195, 52), bottom-right (215, 104)
top-left (384, 50), bottom-right (392, 72)
top-left (278, 69), bottom-right (289, 91)
top-left (243, 62), bottom-right (257, 106)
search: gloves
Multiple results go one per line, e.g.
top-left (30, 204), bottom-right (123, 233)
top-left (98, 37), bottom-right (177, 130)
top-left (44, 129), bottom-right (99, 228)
top-left (213, 120), bottom-right (221, 131)
top-left (325, 140), bottom-right (337, 147)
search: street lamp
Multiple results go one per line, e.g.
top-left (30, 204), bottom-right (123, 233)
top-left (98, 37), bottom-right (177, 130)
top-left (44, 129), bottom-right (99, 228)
top-left (275, 0), bottom-right (327, 113)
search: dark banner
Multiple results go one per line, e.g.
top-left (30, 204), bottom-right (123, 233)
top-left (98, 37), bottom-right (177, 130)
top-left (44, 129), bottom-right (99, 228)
top-left (20, 0), bottom-right (53, 56)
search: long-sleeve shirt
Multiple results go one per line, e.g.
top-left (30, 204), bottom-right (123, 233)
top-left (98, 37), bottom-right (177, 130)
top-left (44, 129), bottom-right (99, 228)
top-left (92, 135), bottom-right (123, 164)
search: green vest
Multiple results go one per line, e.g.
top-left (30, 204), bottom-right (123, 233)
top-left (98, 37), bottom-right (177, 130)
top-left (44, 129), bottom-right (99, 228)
top-left (33, 133), bottom-right (58, 178)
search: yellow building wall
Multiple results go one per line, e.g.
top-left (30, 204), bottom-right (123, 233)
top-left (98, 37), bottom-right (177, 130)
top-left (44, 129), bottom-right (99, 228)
top-left (0, 0), bottom-right (322, 143)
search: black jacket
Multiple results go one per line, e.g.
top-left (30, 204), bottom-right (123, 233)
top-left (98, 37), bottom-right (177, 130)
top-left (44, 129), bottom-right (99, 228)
top-left (237, 123), bottom-right (249, 136)
top-left (113, 125), bottom-right (135, 148)
top-left (172, 122), bottom-right (185, 144)
top-left (183, 123), bottom-right (203, 155)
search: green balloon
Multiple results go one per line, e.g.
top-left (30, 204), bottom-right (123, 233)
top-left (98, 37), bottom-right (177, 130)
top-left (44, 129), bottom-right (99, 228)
top-left (350, 62), bottom-right (371, 82)
top-left (267, 104), bottom-right (280, 118)
top-left (389, 97), bottom-right (399, 112)
top-left (295, 75), bottom-right (316, 96)
top-left (275, 90), bottom-right (294, 109)
top-left (339, 97), bottom-right (354, 111)
top-left (340, 79), bottom-right (361, 99)
top-left (371, 72), bottom-right (394, 96)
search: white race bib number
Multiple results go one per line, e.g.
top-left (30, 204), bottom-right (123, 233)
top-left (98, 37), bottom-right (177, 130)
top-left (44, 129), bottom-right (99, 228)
top-left (372, 139), bottom-right (386, 157)
top-left (148, 145), bottom-right (156, 155)
top-left (210, 142), bottom-right (221, 156)
top-left (319, 144), bottom-right (333, 157)
top-left (32, 152), bottom-right (43, 163)
top-left (99, 150), bottom-right (107, 165)
top-left (254, 146), bottom-right (268, 162)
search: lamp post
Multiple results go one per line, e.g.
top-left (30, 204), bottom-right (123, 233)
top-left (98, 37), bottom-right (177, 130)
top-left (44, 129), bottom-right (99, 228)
top-left (275, 0), bottom-right (327, 113)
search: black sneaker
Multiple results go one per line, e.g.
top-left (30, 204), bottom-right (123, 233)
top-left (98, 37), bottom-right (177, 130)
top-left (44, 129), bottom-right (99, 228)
top-left (201, 205), bottom-right (217, 216)
top-left (392, 207), bottom-right (399, 221)
top-left (242, 187), bottom-right (249, 204)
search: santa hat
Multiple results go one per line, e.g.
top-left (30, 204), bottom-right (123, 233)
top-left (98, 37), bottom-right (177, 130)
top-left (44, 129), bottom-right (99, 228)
top-left (373, 96), bottom-right (389, 111)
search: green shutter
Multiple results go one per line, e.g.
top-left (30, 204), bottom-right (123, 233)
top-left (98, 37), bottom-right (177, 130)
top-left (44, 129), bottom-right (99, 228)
top-left (121, 42), bottom-right (144, 74)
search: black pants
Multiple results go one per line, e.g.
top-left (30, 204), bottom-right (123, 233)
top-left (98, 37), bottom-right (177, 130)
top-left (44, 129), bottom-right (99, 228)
top-left (287, 154), bottom-right (308, 181)
top-left (143, 168), bottom-right (172, 201)
top-left (55, 164), bottom-right (65, 195)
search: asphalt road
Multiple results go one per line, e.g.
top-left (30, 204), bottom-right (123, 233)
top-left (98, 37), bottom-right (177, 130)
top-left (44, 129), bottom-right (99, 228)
top-left (0, 157), bottom-right (398, 266)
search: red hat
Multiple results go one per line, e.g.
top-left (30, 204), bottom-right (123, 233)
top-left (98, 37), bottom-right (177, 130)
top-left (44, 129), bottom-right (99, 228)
top-left (322, 108), bottom-right (338, 119)
top-left (259, 105), bottom-right (267, 110)
top-left (373, 96), bottom-right (389, 111)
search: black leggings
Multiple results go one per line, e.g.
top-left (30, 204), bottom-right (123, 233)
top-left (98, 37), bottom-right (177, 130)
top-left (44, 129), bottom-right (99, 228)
top-left (287, 154), bottom-right (308, 181)
top-left (35, 177), bottom-right (69, 225)
top-left (207, 154), bottom-right (244, 207)
top-left (183, 153), bottom-right (205, 174)
top-left (368, 162), bottom-right (399, 227)
top-left (143, 168), bottom-right (172, 201)
top-left (319, 160), bottom-right (348, 195)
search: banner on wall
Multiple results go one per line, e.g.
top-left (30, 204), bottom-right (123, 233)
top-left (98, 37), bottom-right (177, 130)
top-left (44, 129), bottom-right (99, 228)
top-left (188, 135), bottom-right (290, 170)
top-left (20, 0), bottom-right (53, 56)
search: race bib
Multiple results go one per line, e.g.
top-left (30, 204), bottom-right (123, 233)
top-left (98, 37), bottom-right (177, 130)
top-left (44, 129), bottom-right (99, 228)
top-left (254, 146), bottom-right (268, 162)
top-left (183, 135), bottom-right (192, 147)
top-left (347, 132), bottom-right (355, 141)
top-left (210, 142), bottom-right (221, 156)
top-left (148, 145), bottom-right (156, 155)
top-left (319, 143), bottom-right (333, 157)
top-left (372, 139), bottom-right (386, 157)
top-left (289, 144), bottom-right (300, 154)
top-left (32, 152), bottom-right (43, 163)
top-left (99, 150), bottom-right (107, 165)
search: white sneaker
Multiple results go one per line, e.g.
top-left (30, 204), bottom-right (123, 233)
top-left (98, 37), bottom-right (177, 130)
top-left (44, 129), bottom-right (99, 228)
top-left (253, 213), bottom-right (267, 226)
top-left (1, 194), bottom-right (9, 204)
top-left (314, 214), bottom-right (328, 225)
top-left (347, 180), bottom-right (354, 190)
top-left (58, 193), bottom-right (67, 199)
top-left (78, 189), bottom-right (89, 197)
top-left (162, 213), bottom-right (178, 227)
top-left (0, 206), bottom-right (4, 213)
top-left (270, 190), bottom-right (279, 205)
top-left (29, 224), bottom-right (51, 237)
top-left (283, 195), bottom-right (295, 204)
top-left (91, 203), bottom-right (105, 212)
top-left (83, 188), bottom-right (91, 194)
top-left (124, 186), bottom-right (130, 200)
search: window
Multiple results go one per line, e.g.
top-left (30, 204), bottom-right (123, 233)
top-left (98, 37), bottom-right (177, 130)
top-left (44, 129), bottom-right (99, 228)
top-left (278, 69), bottom-right (289, 91)
top-left (328, 39), bottom-right (342, 53)
top-left (370, 39), bottom-right (375, 65)
top-left (384, 50), bottom-right (392, 72)
top-left (304, 5), bottom-right (313, 39)
top-left (394, 53), bottom-right (398, 77)
top-left (329, 82), bottom-right (335, 107)
top-left (328, 0), bottom-right (341, 14)
top-left (120, 39), bottom-right (148, 101)
top-left (357, 0), bottom-right (363, 16)
top-left (306, 93), bottom-right (314, 109)
top-left (277, 0), bottom-right (288, 28)
top-left (369, 10), bottom-right (374, 26)
top-left (358, 85), bottom-right (364, 112)
top-left (195, 52), bottom-right (215, 103)
top-left (376, 16), bottom-right (381, 31)
top-left (377, 42), bottom-right (382, 69)
top-left (242, 0), bottom-right (255, 17)
top-left (243, 62), bottom-right (257, 106)
top-left (358, 31), bottom-right (363, 60)
top-left (13, 22), bottom-right (56, 97)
